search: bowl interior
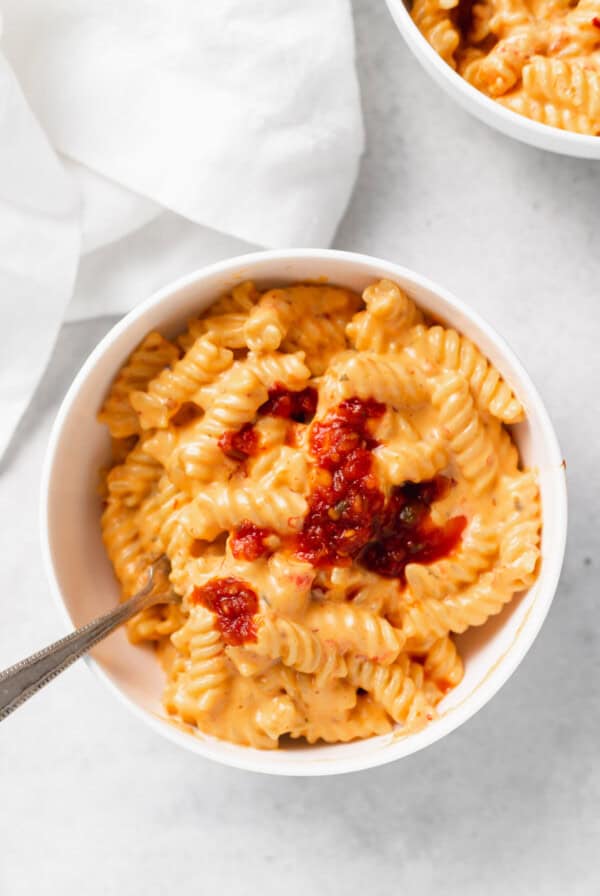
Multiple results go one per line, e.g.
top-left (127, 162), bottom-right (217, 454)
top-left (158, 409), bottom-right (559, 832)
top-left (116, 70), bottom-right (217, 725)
top-left (43, 252), bottom-right (566, 774)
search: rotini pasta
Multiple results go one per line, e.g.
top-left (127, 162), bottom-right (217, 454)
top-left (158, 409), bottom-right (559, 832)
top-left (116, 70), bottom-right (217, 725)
top-left (304, 601), bottom-right (405, 665)
top-left (406, 324), bottom-right (524, 423)
top-left (130, 335), bottom-right (233, 430)
top-left (422, 636), bottom-right (464, 693)
top-left (98, 332), bottom-right (179, 438)
top-left (346, 278), bottom-right (423, 353)
top-left (411, 0), bottom-right (600, 134)
top-left (163, 605), bottom-right (230, 722)
top-left (411, 0), bottom-right (461, 66)
top-left (404, 515), bottom-right (498, 600)
top-left (324, 351), bottom-right (427, 407)
top-left (254, 614), bottom-right (347, 683)
top-left (105, 438), bottom-right (162, 508)
top-left (346, 655), bottom-right (434, 729)
top-left (431, 372), bottom-right (498, 495)
top-left (291, 696), bottom-right (393, 744)
top-left (98, 278), bottom-right (541, 748)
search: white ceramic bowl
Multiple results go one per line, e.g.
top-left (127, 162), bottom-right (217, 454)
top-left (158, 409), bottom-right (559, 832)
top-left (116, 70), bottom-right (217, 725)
top-left (41, 249), bottom-right (567, 776)
top-left (385, 0), bottom-right (600, 159)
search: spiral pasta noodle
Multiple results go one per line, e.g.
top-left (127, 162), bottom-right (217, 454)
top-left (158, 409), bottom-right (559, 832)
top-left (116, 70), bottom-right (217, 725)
top-left (98, 332), bottom-right (179, 438)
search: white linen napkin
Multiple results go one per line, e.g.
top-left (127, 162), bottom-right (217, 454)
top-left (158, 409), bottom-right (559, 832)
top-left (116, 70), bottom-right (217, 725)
top-left (0, 53), bottom-right (80, 458)
top-left (0, 0), bottom-right (364, 458)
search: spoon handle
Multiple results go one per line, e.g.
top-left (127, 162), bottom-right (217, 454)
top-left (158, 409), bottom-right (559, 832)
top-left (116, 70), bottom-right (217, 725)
top-left (0, 584), bottom-right (168, 722)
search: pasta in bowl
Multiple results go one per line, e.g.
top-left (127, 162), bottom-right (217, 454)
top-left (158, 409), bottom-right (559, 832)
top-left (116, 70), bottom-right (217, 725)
top-left (385, 0), bottom-right (600, 157)
top-left (412, 0), bottom-right (600, 134)
top-left (42, 250), bottom-right (566, 774)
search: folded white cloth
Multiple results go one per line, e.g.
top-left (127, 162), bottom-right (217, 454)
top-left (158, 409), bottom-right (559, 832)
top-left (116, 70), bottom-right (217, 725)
top-left (0, 0), bottom-right (363, 457)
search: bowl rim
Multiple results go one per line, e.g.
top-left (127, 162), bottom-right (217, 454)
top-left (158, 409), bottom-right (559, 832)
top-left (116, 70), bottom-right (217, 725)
top-left (40, 248), bottom-right (568, 776)
top-left (384, 0), bottom-right (600, 159)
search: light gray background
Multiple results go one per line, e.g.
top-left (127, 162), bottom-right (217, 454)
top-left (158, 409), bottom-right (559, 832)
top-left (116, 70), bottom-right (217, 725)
top-left (1, 1), bottom-right (598, 893)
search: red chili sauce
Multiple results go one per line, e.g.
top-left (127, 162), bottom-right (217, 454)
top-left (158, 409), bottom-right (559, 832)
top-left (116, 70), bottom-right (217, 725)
top-left (218, 386), bottom-right (317, 462)
top-left (359, 478), bottom-right (467, 579)
top-left (258, 384), bottom-right (318, 423)
top-left (593, 16), bottom-right (600, 28)
top-left (230, 521), bottom-right (273, 561)
top-left (295, 397), bottom-right (386, 566)
top-left (190, 576), bottom-right (258, 645)
top-left (218, 422), bottom-right (260, 461)
top-left (296, 397), bottom-right (466, 581)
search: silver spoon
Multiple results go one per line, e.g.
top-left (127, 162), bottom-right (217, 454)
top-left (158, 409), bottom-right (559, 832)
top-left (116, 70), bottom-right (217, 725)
top-left (0, 557), bottom-right (176, 721)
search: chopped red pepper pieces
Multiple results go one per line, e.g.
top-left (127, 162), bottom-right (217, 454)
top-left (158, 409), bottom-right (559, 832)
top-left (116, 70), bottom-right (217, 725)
top-left (296, 398), bottom-right (466, 580)
top-left (230, 521), bottom-right (273, 561)
top-left (258, 384), bottom-right (318, 423)
top-left (191, 577), bottom-right (258, 645)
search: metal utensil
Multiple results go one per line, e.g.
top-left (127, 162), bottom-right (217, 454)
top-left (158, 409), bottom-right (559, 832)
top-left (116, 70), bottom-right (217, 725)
top-left (0, 557), bottom-right (176, 721)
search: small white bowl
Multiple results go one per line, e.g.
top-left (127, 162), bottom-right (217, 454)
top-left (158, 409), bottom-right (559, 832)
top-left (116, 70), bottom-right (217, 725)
top-left (385, 0), bottom-right (600, 159)
top-left (41, 250), bottom-right (567, 776)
